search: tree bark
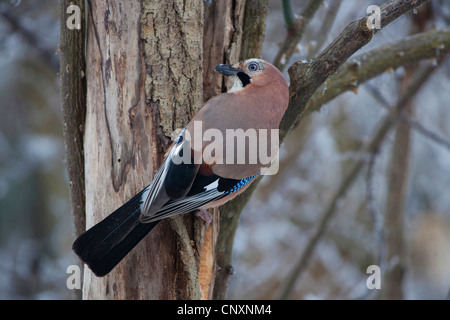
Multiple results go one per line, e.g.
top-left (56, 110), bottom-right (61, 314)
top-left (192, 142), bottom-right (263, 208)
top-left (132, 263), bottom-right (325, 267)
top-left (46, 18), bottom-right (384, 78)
top-left (82, 0), bottom-right (204, 299)
top-left (60, 0), bottom-right (86, 240)
top-left (239, 0), bottom-right (269, 61)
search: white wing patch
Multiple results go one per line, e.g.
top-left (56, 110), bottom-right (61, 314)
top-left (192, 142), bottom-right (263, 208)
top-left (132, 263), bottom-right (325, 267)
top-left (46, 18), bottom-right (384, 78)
top-left (204, 179), bottom-right (219, 191)
top-left (141, 187), bottom-right (225, 223)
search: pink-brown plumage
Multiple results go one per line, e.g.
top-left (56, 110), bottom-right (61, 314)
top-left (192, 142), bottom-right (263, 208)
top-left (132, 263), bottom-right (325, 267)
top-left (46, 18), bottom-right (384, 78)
top-left (186, 59), bottom-right (289, 180)
top-left (72, 58), bottom-right (289, 277)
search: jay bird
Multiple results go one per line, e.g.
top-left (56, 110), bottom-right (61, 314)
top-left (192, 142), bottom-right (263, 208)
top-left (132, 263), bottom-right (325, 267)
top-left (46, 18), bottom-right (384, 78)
top-left (72, 58), bottom-right (289, 277)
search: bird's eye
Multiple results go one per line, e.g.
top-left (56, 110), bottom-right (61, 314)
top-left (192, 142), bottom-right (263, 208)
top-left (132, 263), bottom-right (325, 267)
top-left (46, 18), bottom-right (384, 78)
top-left (248, 62), bottom-right (259, 71)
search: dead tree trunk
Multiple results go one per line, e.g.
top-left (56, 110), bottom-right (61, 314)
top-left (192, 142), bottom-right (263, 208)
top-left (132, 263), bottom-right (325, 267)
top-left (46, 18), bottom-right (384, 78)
top-left (77, 0), bottom-right (245, 300)
top-left (82, 0), bottom-right (203, 299)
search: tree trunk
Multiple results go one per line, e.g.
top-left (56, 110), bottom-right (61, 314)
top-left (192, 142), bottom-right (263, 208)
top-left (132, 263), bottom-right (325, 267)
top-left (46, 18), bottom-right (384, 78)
top-left (80, 0), bottom-right (245, 300)
top-left (83, 0), bottom-right (202, 299)
top-left (381, 104), bottom-right (411, 299)
top-left (380, 4), bottom-right (432, 299)
top-left (59, 0), bottom-right (86, 240)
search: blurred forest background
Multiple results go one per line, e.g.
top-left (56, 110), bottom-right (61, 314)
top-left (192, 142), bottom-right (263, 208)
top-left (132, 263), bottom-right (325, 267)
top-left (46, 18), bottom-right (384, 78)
top-left (1, 0), bottom-right (450, 299)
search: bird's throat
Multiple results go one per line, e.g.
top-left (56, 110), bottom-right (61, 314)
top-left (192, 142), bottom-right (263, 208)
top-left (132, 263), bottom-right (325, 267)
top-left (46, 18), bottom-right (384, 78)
top-left (228, 73), bottom-right (250, 93)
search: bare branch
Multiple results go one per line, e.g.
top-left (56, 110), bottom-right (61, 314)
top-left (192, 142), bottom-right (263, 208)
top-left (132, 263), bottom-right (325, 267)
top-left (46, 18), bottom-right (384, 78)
top-left (307, 28), bottom-right (450, 116)
top-left (364, 152), bottom-right (386, 298)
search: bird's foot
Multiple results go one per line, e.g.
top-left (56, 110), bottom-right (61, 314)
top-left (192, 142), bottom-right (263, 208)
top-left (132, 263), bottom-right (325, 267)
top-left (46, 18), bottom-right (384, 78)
top-left (196, 208), bottom-right (212, 228)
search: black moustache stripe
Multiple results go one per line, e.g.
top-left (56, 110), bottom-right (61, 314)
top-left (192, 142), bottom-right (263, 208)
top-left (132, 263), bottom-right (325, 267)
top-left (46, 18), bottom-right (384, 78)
top-left (237, 72), bottom-right (251, 87)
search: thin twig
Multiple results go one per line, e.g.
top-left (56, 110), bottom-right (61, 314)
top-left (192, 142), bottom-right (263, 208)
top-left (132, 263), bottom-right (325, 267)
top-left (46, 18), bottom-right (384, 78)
top-left (399, 113), bottom-right (450, 152)
top-left (279, 149), bottom-right (366, 300)
top-left (365, 78), bottom-right (450, 153)
top-left (0, 9), bottom-right (56, 69)
top-left (274, 0), bottom-right (324, 71)
top-left (358, 151), bottom-right (387, 300)
top-left (364, 83), bottom-right (392, 110)
top-left (307, 0), bottom-right (342, 58)
top-left (366, 152), bottom-right (385, 269)
top-left (281, 0), bottom-right (296, 31)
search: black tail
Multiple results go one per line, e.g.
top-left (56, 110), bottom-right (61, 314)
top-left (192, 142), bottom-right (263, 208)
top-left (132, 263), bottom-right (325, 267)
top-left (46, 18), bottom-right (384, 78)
top-left (72, 189), bottom-right (159, 277)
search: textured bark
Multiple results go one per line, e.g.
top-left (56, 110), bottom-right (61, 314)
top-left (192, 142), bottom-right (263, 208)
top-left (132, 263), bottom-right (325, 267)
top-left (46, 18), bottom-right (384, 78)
top-left (82, 0), bottom-right (204, 299)
top-left (239, 0), bottom-right (269, 61)
top-left (59, 0), bottom-right (86, 239)
top-left (141, 0), bottom-right (203, 137)
top-left (203, 0), bottom-right (245, 101)
top-left (198, 210), bottom-right (220, 300)
top-left (141, 0), bottom-right (204, 300)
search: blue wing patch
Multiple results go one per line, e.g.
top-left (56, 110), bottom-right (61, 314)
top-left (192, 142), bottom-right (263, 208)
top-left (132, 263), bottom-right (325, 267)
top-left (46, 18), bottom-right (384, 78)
top-left (224, 172), bottom-right (261, 194)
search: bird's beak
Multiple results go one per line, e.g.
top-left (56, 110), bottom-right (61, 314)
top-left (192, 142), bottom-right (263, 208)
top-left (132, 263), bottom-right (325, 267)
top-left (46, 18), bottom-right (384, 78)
top-left (214, 64), bottom-right (240, 76)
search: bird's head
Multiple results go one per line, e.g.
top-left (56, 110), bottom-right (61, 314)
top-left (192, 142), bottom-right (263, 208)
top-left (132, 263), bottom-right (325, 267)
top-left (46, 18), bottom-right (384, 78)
top-left (214, 58), bottom-right (285, 93)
